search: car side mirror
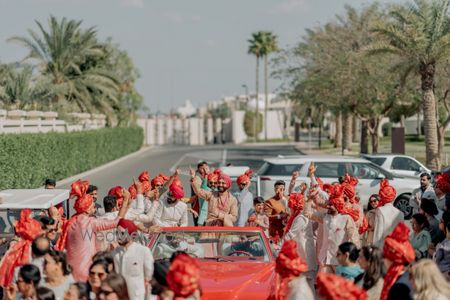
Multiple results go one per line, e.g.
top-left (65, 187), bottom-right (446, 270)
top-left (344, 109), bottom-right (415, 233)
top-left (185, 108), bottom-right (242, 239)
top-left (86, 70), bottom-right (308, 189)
top-left (376, 174), bottom-right (386, 179)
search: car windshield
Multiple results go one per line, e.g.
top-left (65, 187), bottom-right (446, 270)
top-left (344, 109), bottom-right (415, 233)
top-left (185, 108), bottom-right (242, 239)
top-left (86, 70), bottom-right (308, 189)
top-left (151, 231), bottom-right (270, 262)
top-left (258, 162), bottom-right (303, 176)
top-left (363, 156), bottom-right (387, 166)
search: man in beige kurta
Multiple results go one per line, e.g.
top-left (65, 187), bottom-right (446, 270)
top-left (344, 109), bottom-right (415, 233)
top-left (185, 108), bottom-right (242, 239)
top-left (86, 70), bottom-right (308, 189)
top-left (190, 169), bottom-right (238, 226)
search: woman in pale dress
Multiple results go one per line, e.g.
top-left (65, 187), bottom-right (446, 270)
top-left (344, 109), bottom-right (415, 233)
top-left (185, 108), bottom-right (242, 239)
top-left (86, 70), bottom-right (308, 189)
top-left (410, 259), bottom-right (450, 300)
top-left (355, 246), bottom-right (385, 300)
top-left (364, 194), bottom-right (380, 246)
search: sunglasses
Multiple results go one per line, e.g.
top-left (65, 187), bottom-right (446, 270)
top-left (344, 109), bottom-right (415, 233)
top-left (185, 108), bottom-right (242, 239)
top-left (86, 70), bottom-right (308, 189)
top-left (208, 181), bottom-right (217, 185)
top-left (239, 183), bottom-right (247, 186)
top-left (47, 228), bottom-right (58, 233)
top-left (155, 184), bottom-right (163, 188)
top-left (89, 271), bottom-right (107, 278)
top-left (98, 289), bottom-right (115, 296)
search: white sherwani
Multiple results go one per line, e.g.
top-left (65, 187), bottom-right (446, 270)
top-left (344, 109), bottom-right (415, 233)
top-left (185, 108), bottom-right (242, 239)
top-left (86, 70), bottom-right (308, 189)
top-left (236, 188), bottom-right (254, 226)
top-left (318, 213), bottom-right (358, 266)
top-left (113, 242), bottom-right (154, 300)
top-left (373, 203), bottom-right (404, 247)
top-left (153, 197), bottom-right (188, 227)
top-left (287, 276), bottom-right (315, 300)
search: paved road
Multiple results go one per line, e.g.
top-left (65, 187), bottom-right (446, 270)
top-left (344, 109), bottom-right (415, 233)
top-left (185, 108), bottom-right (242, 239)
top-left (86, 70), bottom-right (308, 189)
top-left (58, 144), bottom-right (302, 201)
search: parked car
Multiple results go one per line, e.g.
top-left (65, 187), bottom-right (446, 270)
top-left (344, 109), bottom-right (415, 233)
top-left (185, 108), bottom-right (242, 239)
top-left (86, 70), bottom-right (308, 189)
top-left (361, 154), bottom-right (430, 178)
top-left (148, 226), bottom-right (275, 300)
top-left (219, 166), bottom-right (260, 197)
top-left (0, 189), bottom-right (70, 256)
top-left (257, 155), bottom-right (418, 218)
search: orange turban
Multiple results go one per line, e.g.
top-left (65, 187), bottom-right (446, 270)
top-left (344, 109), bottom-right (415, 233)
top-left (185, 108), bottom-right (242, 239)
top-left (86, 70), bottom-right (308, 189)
top-left (152, 173), bottom-right (169, 188)
top-left (328, 185), bottom-right (359, 222)
top-left (169, 181), bottom-right (184, 200)
top-left (207, 169), bottom-right (221, 182)
top-left (167, 253), bottom-right (200, 298)
top-left (270, 240), bottom-right (308, 300)
top-left (71, 180), bottom-right (94, 214)
top-left (284, 193), bottom-right (305, 236)
top-left (236, 169), bottom-right (253, 186)
top-left (378, 179), bottom-right (396, 206)
top-left (108, 186), bottom-right (124, 208)
top-left (317, 272), bottom-right (368, 300)
top-left (138, 170), bottom-right (150, 182)
top-left (128, 184), bottom-right (137, 200)
top-left (342, 174), bottom-right (358, 203)
top-left (0, 209), bottom-right (43, 287)
top-left (435, 173), bottom-right (450, 194)
top-left (70, 180), bottom-right (89, 199)
top-left (381, 222), bottom-right (415, 300)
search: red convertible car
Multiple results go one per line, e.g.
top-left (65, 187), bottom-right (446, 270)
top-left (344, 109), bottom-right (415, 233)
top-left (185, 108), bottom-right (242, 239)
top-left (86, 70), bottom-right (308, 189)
top-left (148, 226), bottom-right (276, 300)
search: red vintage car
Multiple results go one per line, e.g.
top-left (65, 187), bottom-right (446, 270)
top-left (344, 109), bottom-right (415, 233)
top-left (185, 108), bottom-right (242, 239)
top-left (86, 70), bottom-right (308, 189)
top-left (148, 226), bottom-right (276, 300)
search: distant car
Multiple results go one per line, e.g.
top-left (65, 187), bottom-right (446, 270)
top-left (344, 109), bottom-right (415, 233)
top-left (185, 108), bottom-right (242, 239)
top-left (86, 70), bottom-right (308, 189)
top-left (219, 166), bottom-right (260, 197)
top-left (361, 154), bottom-right (430, 178)
top-left (257, 155), bottom-right (418, 218)
top-left (0, 189), bottom-right (70, 255)
top-left (148, 226), bottom-right (275, 300)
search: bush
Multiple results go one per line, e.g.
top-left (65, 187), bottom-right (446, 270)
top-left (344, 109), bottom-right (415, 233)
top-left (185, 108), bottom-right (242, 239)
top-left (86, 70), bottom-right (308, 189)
top-left (0, 127), bottom-right (143, 189)
top-left (243, 111), bottom-right (263, 138)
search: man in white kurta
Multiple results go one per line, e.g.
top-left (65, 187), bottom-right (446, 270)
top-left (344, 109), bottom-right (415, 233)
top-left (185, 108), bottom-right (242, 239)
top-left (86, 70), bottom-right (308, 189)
top-left (152, 184), bottom-right (188, 227)
top-left (372, 202), bottom-right (404, 247)
top-left (113, 219), bottom-right (154, 300)
top-left (236, 170), bottom-right (254, 226)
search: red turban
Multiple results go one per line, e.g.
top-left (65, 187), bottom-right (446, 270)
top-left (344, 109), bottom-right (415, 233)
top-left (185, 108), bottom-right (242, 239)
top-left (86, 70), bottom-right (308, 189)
top-left (207, 169), bottom-right (221, 182)
top-left (219, 173), bottom-right (232, 189)
top-left (169, 182), bottom-right (184, 200)
top-left (342, 174), bottom-right (358, 203)
top-left (152, 173), bottom-right (169, 188)
top-left (435, 173), bottom-right (450, 194)
top-left (128, 184), bottom-right (137, 200)
top-left (270, 240), bottom-right (308, 300)
top-left (70, 180), bottom-right (89, 199)
top-left (317, 272), bottom-right (368, 300)
top-left (0, 209), bottom-right (43, 287)
top-left (284, 193), bottom-right (305, 236)
top-left (108, 186), bottom-right (124, 208)
top-left (381, 222), bottom-right (415, 300)
top-left (71, 180), bottom-right (94, 214)
top-left (236, 169), bottom-right (253, 186)
top-left (378, 179), bottom-right (396, 206)
top-left (138, 170), bottom-right (150, 182)
top-left (118, 219), bottom-right (138, 235)
top-left (328, 185), bottom-right (359, 222)
top-left (172, 176), bottom-right (183, 188)
top-left (167, 253), bottom-right (200, 298)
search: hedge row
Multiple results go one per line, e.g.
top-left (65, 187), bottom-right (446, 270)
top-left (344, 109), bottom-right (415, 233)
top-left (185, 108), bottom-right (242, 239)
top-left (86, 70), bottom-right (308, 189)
top-left (0, 127), bottom-right (143, 189)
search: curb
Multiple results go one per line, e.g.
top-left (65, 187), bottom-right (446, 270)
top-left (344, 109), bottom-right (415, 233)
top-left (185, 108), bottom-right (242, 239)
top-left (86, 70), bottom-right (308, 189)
top-left (55, 146), bottom-right (154, 187)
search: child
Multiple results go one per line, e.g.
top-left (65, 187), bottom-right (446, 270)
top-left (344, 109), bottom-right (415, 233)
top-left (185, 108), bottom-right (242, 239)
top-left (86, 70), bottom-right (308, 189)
top-left (246, 197), bottom-right (269, 236)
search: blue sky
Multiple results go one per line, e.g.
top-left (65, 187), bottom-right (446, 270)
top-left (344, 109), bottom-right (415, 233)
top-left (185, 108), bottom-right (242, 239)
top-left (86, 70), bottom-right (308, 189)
top-left (0, 0), bottom-right (403, 112)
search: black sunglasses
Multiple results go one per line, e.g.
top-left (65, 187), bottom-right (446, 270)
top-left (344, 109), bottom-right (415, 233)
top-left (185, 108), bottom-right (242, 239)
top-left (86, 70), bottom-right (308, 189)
top-left (98, 289), bottom-right (115, 296)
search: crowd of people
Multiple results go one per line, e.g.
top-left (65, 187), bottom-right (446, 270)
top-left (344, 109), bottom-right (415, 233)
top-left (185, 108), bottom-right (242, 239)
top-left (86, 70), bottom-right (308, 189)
top-left (0, 161), bottom-right (450, 299)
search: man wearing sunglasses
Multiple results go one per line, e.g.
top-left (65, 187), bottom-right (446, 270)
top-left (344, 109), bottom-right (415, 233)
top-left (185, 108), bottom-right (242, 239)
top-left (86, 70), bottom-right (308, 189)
top-left (152, 181), bottom-right (188, 227)
top-left (236, 169), bottom-right (254, 227)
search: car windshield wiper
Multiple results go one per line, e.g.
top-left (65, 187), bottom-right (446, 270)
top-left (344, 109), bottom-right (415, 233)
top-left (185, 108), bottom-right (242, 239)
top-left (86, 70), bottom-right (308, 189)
top-left (203, 257), bottom-right (234, 262)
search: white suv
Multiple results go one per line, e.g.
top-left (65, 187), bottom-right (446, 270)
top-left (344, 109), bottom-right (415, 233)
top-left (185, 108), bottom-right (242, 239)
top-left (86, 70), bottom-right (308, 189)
top-left (361, 154), bottom-right (430, 178)
top-left (257, 155), bottom-right (418, 218)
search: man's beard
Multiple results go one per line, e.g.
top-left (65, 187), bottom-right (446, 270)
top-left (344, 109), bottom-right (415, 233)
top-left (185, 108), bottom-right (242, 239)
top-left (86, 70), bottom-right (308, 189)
top-left (218, 186), bottom-right (227, 193)
top-left (167, 198), bottom-right (177, 204)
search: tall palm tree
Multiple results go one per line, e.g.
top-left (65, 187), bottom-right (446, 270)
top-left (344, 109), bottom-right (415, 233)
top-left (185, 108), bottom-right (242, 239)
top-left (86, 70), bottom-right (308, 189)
top-left (8, 16), bottom-right (119, 114)
top-left (260, 31), bottom-right (278, 140)
top-left (368, 0), bottom-right (450, 169)
top-left (248, 32), bottom-right (264, 141)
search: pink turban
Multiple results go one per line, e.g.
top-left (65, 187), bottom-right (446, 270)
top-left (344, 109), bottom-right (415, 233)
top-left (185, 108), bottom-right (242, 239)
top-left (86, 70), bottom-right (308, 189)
top-left (169, 182), bottom-right (185, 200)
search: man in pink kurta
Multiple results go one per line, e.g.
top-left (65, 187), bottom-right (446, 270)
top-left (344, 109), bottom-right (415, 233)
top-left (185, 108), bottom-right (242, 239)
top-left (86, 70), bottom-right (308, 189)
top-left (58, 180), bottom-right (131, 281)
top-left (190, 169), bottom-right (238, 226)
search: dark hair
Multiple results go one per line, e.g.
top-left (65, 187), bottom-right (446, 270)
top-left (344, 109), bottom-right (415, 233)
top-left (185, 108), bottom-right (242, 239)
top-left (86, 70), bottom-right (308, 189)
top-left (71, 282), bottom-right (91, 300)
top-left (197, 161), bottom-right (208, 169)
top-left (338, 242), bottom-right (359, 262)
top-left (153, 259), bottom-right (171, 287)
top-left (367, 194), bottom-right (380, 211)
top-left (420, 173), bottom-right (431, 180)
top-left (446, 222), bottom-right (450, 233)
top-left (19, 264), bottom-right (41, 286)
top-left (102, 273), bottom-right (129, 300)
top-left (46, 249), bottom-right (72, 276)
top-left (412, 213), bottom-right (429, 228)
top-left (92, 253), bottom-right (114, 272)
top-left (442, 211), bottom-right (450, 228)
top-left (39, 216), bottom-right (55, 229)
top-left (360, 246), bottom-right (385, 290)
top-left (274, 180), bottom-right (285, 187)
top-left (31, 236), bottom-right (50, 257)
top-left (338, 176), bottom-right (346, 184)
top-left (87, 185), bottom-right (98, 194)
top-left (44, 179), bottom-right (56, 187)
top-left (103, 196), bottom-right (117, 213)
top-left (253, 197), bottom-right (265, 205)
top-left (420, 198), bottom-right (439, 216)
top-left (36, 286), bottom-right (55, 300)
top-left (89, 259), bottom-right (111, 275)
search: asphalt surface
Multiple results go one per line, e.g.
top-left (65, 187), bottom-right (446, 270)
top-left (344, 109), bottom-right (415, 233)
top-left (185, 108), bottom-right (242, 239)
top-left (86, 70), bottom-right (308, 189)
top-left (58, 144), bottom-right (302, 201)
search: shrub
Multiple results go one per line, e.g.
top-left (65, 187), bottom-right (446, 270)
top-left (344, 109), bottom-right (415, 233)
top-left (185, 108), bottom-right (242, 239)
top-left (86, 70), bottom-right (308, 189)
top-left (243, 111), bottom-right (263, 138)
top-left (0, 127), bottom-right (143, 189)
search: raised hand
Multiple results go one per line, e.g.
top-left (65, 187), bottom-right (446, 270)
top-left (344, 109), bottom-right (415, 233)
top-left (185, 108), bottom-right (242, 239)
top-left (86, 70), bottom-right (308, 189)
top-left (291, 170), bottom-right (300, 181)
top-left (133, 177), bottom-right (143, 194)
top-left (189, 167), bottom-right (196, 180)
top-left (308, 162), bottom-right (316, 176)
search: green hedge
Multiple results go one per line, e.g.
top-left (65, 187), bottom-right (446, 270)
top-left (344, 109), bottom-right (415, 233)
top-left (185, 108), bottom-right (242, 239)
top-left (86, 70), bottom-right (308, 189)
top-left (0, 127), bottom-right (143, 189)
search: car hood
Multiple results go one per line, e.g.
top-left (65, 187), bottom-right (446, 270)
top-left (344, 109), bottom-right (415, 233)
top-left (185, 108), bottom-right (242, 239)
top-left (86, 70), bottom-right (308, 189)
top-left (198, 261), bottom-right (275, 300)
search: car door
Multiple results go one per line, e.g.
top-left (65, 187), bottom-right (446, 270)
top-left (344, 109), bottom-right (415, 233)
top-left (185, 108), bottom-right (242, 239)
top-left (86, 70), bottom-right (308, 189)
top-left (390, 157), bottom-right (423, 177)
top-left (347, 162), bottom-right (386, 208)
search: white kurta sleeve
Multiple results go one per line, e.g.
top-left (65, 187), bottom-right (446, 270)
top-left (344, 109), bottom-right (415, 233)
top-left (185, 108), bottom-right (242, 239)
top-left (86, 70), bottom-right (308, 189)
top-left (179, 204), bottom-right (188, 227)
top-left (153, 202), bottom-right (165, 227)
top-left (372, 209), bottom-right (384, 247)
top-left (285, 215), bottom-right (306, 241)
top-left (136, 201), bottom-right (160, 224)
top-left (143, 246), bottom-right (154, 280)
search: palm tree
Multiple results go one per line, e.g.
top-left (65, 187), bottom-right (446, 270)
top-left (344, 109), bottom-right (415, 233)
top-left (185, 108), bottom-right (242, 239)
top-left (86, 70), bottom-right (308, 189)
top-left (248, 32), bottom-right (264, 141)
top-left (260, 31), bottom-right (279, 140)
top-left (8, 16), bottom-right (119, 115)
top-left (368, 0), bottom-right (450, 169)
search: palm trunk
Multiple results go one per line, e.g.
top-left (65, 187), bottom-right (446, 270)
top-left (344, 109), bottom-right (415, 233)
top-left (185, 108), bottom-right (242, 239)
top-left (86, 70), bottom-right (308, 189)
top-left (343, 111), bottom-right (353, 151)
top-left (420, 63), bottom-right (440, 169)
top-left (334, 111), bottom-right (342, 148)
top-left (360, 120), bottom-right (369, 154)
top-left (352, 115), bottom-right (360, 143)
top-left (264, 55), bottom-right (269, 141)
top-left (254, 56), bottom-right (260, 142)
top-left (438, 126), bottom-right (445, 163)
top-left (369, 117), bottom-right (380, 154)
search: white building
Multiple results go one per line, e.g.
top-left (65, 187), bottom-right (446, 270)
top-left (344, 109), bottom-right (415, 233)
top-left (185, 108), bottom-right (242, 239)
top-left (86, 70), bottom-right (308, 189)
top-left (177, 100), bottom-right (197, 117)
